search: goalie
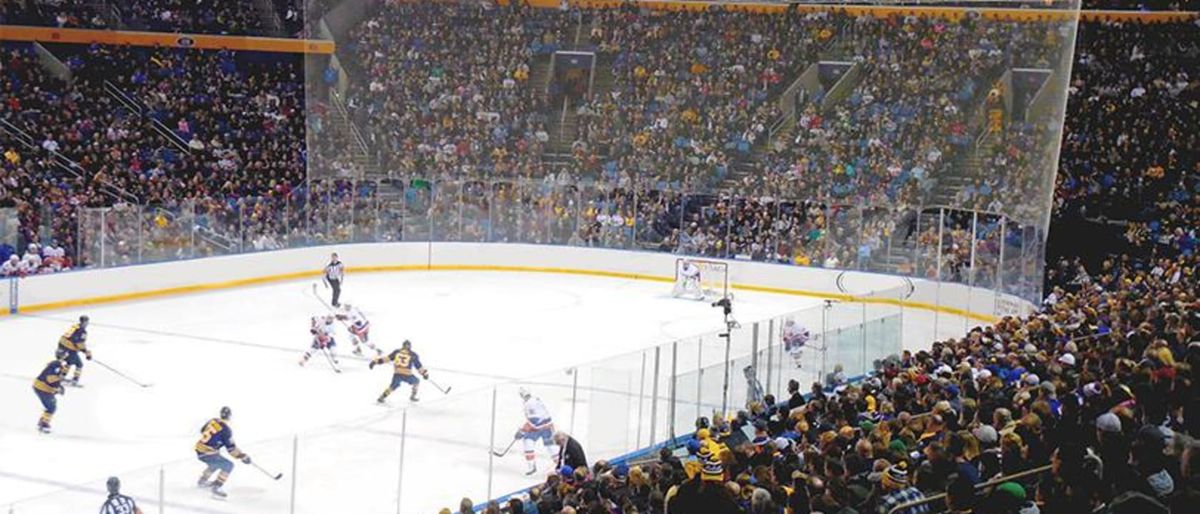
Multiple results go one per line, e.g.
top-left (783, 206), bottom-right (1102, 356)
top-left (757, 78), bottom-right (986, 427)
top-left (672, 260), bottom-right (705, 300)
top-left (782, 320), bottom-right (811, 369)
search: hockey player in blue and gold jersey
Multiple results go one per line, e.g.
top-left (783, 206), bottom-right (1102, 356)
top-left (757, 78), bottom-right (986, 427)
top-left (369, 340), bottom-right (429, 404)
top-left (57, 315), bottom-right (92, 386)
top-left (194, 407), bottom-right (251, 498)
top-left (32, 350), bottom-right (68, 433)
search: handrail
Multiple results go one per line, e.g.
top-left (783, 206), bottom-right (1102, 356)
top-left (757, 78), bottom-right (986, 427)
top-left (329, 89), bottom-right (370, 156)
top-left (103, 80), bottom-right (193, 155)
top-left (0, 117), bottom-right (140, 205)
top-left (886, 464), bottom-right (1052, 514)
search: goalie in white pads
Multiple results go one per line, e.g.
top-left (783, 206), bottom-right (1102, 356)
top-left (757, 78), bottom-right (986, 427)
top-left (299, 315), bottom-right (339, 368)
top-left (514, 387), bottom-right (559, 476)
top-left (782, 320), bottom-right (811, 369)
top-left (672, 260), bottom-right (705, 300)
top-left (335, 304), bottom-right (380, 356)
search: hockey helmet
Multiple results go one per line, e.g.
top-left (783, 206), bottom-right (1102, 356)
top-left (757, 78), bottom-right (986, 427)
top-left (401, 340), bottom-right (412, 350)
top-left (220, 406), bottom-right (232, 421)
top-left (55, 348), bottom-right (69, 361)
top-left (79, 315), bottom-right (90, 326)
top-left (518, 387), bottom-right (531, 399)
top-left (106, 477), bottom-right (120, 495)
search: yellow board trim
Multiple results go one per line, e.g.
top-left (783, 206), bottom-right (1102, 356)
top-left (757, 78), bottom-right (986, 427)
top-left (10, 264), bottom-right (1000, 324)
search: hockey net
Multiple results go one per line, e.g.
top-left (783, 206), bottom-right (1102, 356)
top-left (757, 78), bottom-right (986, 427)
top-left (673, 258), bottom-right (729, 300)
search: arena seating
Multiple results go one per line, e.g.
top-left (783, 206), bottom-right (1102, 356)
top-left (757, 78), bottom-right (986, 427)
top-left (3, 2), bottom-right (1199, 514)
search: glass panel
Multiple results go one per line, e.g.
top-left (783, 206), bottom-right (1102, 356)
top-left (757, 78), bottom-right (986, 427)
top-left (349, 180), bottom-right (378, 242)
top-left (678, 193), bottom-right (725, 258)
top-left (727, 196), bottom-right (781, 263)
top-left (825, 204), bottom-right (863, 270)
top-left (192, 198), bottom-right (242, 257)
top-left (460, 180), bottom-right (490, 242)
top-left (634, 188), bottom-right (679, 251)
top-left (773, 200), bottom-right (823, 268)
top-left (579, 185), bottom-right (633, 249)
top-left (972, 213), bottom-right (1004, 291)
top-left (141, 203), bottom-right (192, 262)
top-left (430, 179), bottom-right (461, 242)
top-left (490, 181), bottom-right (521, 243)
top-left (543, 183), bottom-right (580, 246)
top-left (102, 204), bottom-right (142, 267)
top-left (240, 197), bottom-right (288, 252)
top-left (375, 179), bottom-right (406, 242)
top-left (402, 178), bottom-right (432, 242)
top-left (327, 179), bottom-right (356, 243)
top-left (938, 209), bottom-right (974, 284)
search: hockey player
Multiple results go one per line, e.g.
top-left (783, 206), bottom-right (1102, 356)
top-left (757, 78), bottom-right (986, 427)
top-left (194, 407), bottom-right (251, 499)
top-left (370, 340), bottom-right (429, 403)
top-left (32, 350), bottom-right (68, 433)
top-left (335, 303), bottom-right (380, 356)
top-left (515, 387), bottom-right (559, 476)
top-left (299, 315), bottom-right (339, 369)
top-left (782, 319), bottom-right (811, 369)
top-left (672, 260), bottom-right (704, 300)
top-left (57, 315), bottom-right (92, 386)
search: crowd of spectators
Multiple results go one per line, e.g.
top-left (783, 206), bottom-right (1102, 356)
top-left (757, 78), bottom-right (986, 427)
top-left (1, 40), bottom-right (308, 267)
top-left (1053, 20), bottom-right (1199, 259)
top-left (458, 251), bottom-right (1199, 514)
top-left (746, 13), bottom-right (1063, 212)
top-left (3, 4), bottom-right (1189, 286)
top-left (0, 0), bottom-right (311, 37)
top-left (341, 1), bottom-right (570, 179)
top-left (564, 6), bottom-right (823, 190)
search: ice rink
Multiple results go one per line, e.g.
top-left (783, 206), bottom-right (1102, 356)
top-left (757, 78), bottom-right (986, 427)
top-left (0, 270), bottom-right (825, 513)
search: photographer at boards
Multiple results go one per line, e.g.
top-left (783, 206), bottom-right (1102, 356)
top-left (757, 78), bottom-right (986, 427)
top-left (323, 253), bottom-right (345, 307)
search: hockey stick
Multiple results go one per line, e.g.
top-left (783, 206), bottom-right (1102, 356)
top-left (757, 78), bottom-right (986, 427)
top-left (490, 439), bottom-right (517, 457)
top-left (251, 462), bottom-right (283, 480)
top-left (320, 347), bottom-right (342, 373)
top-left (426, 377), bottom-right (452, 394)
top-left (309, 282), bottom-right (334, 310)
top-left (93, 359), bottom-right (152, 388)
top-left (308, 284), bottom-right (378, 358)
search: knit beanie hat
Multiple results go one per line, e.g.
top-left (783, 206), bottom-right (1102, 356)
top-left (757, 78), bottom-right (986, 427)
top-left (701, 457), bottom-right (724, 482)
top-left (882, 461), bottom-right (909, 488)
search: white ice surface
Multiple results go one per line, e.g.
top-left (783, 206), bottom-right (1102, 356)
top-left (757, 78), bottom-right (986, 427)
top-left (0, 271), bottom-right (822, 513)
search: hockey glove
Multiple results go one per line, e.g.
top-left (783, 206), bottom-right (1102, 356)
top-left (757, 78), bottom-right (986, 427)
top-left (514, 429), bottom-right (524, 440)
top-left (85, 352), bottom-right (93, 361)
top-left (369, 360), bottom-right (377, 370)
top-left (242, 455), bottom-right (252, 465)
top-left (420, 370), bottom-right (429, 380)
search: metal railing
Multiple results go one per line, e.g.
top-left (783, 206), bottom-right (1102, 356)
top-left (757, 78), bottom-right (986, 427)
top-left (887, 464), bottom-right (1053, 514)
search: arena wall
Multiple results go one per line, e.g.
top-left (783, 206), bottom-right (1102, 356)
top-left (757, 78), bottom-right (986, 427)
top-left (4, 243), bottom-right (1035, 350)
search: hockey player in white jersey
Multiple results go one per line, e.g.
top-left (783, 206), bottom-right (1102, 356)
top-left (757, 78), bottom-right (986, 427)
top-left (514, 387), bottom-right (559, 475)
top-left (335, 304), bottom-right (380, 356)
top-left (299, 315), bottom-right (339, 370)
top-left (672, 260), bottom-right (704, 300)
top-left (782, 320), bottom-right (811, 369)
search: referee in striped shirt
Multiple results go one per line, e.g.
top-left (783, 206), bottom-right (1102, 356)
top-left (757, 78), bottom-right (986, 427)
top-left (323, 252), bottom-right (345, 307)
top-left (100, 477), bottom-right (142, 514)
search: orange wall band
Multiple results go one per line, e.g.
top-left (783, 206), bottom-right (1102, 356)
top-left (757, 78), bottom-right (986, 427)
top-left (507, 0), bottom-right (1196, 23)
top-left (0, 25), bottom-right (335, 54)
